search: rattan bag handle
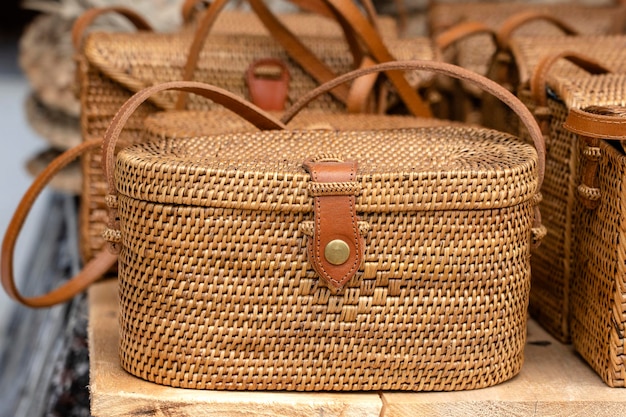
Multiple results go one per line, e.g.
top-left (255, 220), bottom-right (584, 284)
top-left (71, 6), bottom-right (153, 52)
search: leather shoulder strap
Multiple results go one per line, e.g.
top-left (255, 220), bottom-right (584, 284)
top-left (530, 51), bottom-right (612, 106)
top-left (434, 21), bottom-right (495, 52)
top-left (1, 139), bottom-right (118, 308)
top-left (320, 0), bottom-right (432, 118)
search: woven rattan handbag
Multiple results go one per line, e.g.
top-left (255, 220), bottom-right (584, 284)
top-left (3, 60), bottom-right (546, 391)
top-left (73, 1), bottom-right (435, 267)
top-left (496, 39), bottom-right (626, 343)
top-left (100, 60), bottom-right (545, 390)
top-left (562, 89), bottom-right (626, 388)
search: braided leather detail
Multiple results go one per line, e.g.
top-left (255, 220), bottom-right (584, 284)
top-left (308, 181), bottom-right (362, 196)
top-left (103, 228), bottom-right (122, 244)
top-left (105, 194), bottom-right (118, 209)
top-left (299, 220), bottom-right (370, 237)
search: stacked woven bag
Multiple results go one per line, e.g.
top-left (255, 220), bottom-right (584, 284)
top-left (4, 0), bottom-right (626, 398)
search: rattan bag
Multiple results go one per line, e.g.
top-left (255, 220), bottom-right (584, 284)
top-left (74, 2), bottom-right (435, 266)
top-left (86, 60), bottom-right (546, 391)
top-left (499, 38), bottom-right (626, 343)
top-left (562, 92), bottom-right (626, 388)
top-left (427, 2), bottom-right (626, 125)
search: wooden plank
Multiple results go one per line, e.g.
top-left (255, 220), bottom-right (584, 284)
top-left (88, 280), bottom-right (383, 417)
top-left (382, 319), bottom-right (626, 417)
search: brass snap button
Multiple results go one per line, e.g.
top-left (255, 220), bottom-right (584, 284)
top-left (325, 239), bottom-right (350, 265)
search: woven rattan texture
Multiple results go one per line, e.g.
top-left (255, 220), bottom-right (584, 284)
top-left (78, 31), bottom-right (435, 262)
top-left (142, 110), bottom-right (452, 142)
top-left (208, 9), bottom-right (399, 39)
top-left (518, 92), bottom-right (577, 342)
top-left (573, 140), bottom-right (626, 388)
top-left (112, 127), bottom-right (538, 390)
top-left (429, 5), bottom-right (626, 82)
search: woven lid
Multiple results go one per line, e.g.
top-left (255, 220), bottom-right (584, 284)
top-left (115, 126), bottom-right (538, 212)
top-left (142, 110), bottom-right (451, 139)
top-left (548, 73), bottom-right (626, 110)
top-left (83, 31), bottom-right (434, 110)
top-left (510, 35), bottom-right (626, 84)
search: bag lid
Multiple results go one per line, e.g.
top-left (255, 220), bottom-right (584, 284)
top-left (83, 31), bottom-right (434, 110)
top-left (115, 125), bottom-right (538, 212)
top-left (510, 35), bottom-right (626, 84)
top-left (548, 73), bottom-right (626, 110)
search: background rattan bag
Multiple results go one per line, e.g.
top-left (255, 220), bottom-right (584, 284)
top-left (563, 98), bottom-right (626, 388)
top-left (74, 1), bottom-right (435, 266)
top-left (427, 2), bottom-right (626, 126)
top-left (86, 60), bottom-right (546, 391)
top-left (495, 39), bottom-right (626, 343)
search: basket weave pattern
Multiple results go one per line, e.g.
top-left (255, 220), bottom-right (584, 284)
top-left (112, 127), bottom-right (539, 390)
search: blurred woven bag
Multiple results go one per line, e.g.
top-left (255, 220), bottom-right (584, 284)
top-left (427, 1), bottom-right (626, 125)
top-left (73, 1), bottom-right (435, 267)
top-left (493, 38), bottom-right (626, 343)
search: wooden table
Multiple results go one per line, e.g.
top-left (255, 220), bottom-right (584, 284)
top-left (89, 280), bottom-right (626, 417)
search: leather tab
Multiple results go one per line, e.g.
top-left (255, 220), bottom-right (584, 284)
top-left (246, 58), bottom-right (290, 111)
top-left (303, 157), bottom-right (363, 291)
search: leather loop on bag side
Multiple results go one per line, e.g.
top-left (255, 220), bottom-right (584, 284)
top-left (71, 6), bottom-right (153, 52)
top-left (303, 158), bottom-right (363, 291)
top-left (1, 139), bottom-right (118, 308)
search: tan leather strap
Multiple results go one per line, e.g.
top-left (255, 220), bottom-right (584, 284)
top-left (530, 51), bottom-right (612, 106)
top-left (346, 56), bottom-right (379, 113)
top-left (283, 59), bottom-right (546, 244)
top-left (175, 0), bottom-right (360, 110)
top-left (321, 0), bottom-right (432, 118)
top-left (496, 10), bottom-right (579, 51)
top-left (564, 106), bottom-right (626, 140)
top-left (283, 59), bottom-right (545, 187)
top-left (434, 21), bottom-right (496, 52)
top-left (1, 139), bottom-right (118, 308)
top-left (102, 81), bottom-right (286, 226)
top-left (71, 6), bottom-right (153, 51)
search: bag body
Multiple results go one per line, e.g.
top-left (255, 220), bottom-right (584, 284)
top-left (75, 7), bottom-right (435, 265)
top-left (504, 37), bottom-right (626, 343)
top-left (111, 124), bottom-right (539, 391)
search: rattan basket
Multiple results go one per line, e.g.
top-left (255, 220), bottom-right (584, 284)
top-left (501, 37), bottom-right (626, 343)
top-left (561, 89), bottom-right (626, 388)
top-left (97, 60), bottom-right (545, 391)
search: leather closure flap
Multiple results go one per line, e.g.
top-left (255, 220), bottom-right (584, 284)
top-left (245, 58), bottom-right (290, 111)
top-left (303, 157), bottom-right (364, 291)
